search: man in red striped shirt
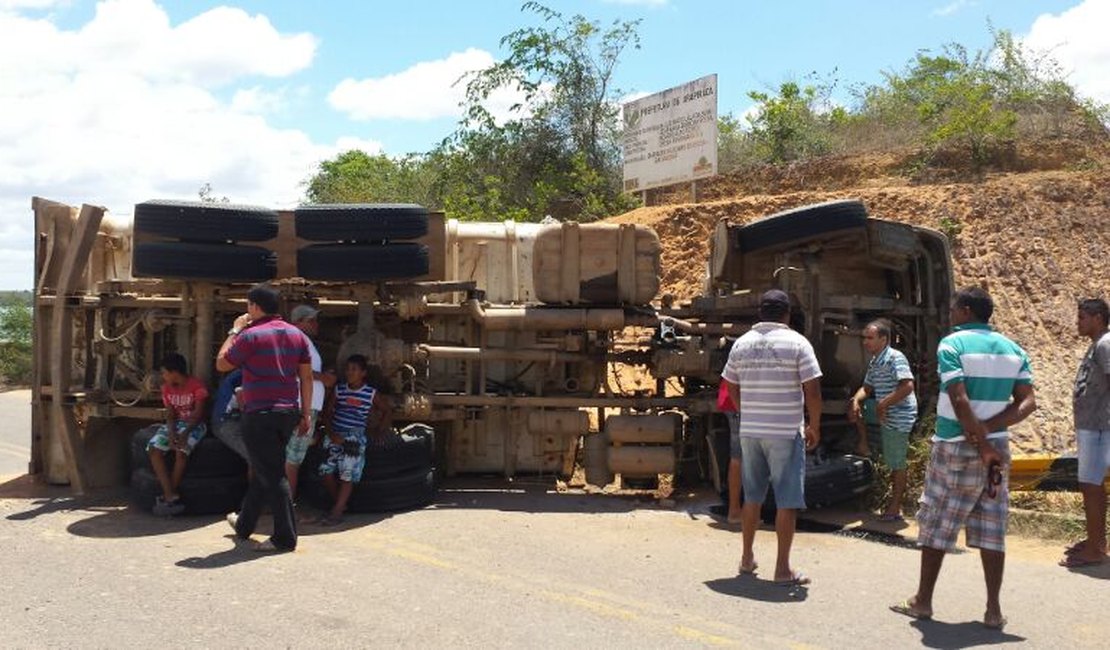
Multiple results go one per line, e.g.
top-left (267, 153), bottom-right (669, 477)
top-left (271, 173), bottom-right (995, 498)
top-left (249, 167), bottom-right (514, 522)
top-left (217, 284), bottom-right (313, 552)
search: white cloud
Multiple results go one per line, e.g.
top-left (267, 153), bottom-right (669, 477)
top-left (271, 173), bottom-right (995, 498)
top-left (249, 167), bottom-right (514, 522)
top-left (1023, 0), bottom-right (1110, 104)
top-left (329, 48), bottom-right (533, 124)
top-left (231, 86), bottom-right (290, 115)
top-left (931, 0), bottom-right (973, 17)
top-left (0, 0), bottom-right (379, 289)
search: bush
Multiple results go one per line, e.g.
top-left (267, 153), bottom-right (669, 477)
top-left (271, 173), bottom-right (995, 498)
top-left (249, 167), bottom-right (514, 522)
top-left (866, 416), bottom-right (933, 516)
top-left (0, 295), bottom-right (32, 386)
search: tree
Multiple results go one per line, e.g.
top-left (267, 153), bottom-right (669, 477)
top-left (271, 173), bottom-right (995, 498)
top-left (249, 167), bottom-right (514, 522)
top-left (746, 82), bottom-right (836, 163)
top-left (0, 294), bottom-right (32, 385)
top-left (441, 1), bottom-right (641, 221)
top-left (304, 150), bottom-right (439, 206)
top-left (197, 183), bottom-right (230, 203)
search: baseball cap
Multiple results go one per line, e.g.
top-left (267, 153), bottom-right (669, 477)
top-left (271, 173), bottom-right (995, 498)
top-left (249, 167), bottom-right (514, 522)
top-left (290, 304), bottom-right (320, 322)
top-left (760, 289), bottom-right (791, 308)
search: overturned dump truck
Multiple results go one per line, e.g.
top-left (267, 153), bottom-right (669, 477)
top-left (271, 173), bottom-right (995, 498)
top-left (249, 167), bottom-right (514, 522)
top-left (30, 197), bottom-right (953, 506)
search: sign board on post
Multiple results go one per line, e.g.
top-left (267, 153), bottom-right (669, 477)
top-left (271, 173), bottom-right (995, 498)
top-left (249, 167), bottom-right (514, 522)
top-left (622, 74), bottom-right (718, 193)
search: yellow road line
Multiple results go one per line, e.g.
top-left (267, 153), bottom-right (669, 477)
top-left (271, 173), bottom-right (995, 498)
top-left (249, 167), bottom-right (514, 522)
top-left (354, 529), bottom-right (814, 649)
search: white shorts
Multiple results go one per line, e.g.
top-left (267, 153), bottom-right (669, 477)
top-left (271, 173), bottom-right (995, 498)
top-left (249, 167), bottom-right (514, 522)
top-left (1077, 429), bottom-right (1110, 485)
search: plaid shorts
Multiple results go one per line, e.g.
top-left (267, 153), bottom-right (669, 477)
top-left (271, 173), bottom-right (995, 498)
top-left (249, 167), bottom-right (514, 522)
top-left (916, 437), bottom-right (1010, 553)
top-left (319, 429), bottom-right (367, 483)
top-left (146, 421), bottom-right (207, 454)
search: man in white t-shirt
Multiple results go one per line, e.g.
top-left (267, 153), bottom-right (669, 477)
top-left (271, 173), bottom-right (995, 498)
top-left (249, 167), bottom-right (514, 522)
top-left (285, 304), bottom-right (337, 500)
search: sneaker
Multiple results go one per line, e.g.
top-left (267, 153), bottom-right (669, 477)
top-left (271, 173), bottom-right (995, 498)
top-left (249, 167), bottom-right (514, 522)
top-left (153, 496), bottom-right (185, 517)
top-left (226, 511), bottom-right (239, 534)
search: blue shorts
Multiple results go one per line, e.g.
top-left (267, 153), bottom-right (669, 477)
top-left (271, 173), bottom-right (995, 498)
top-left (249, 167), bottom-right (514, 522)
top-left (319, 429), bottom-right (367, 483)
top-left (1077, 429), bottom-right (1110, 485)
top-left (284, 410), bottom-right (319, 465)
top-left (740, 433), bottom-right (806, 509)
top-left (146, 421), bottom-right (207, 454)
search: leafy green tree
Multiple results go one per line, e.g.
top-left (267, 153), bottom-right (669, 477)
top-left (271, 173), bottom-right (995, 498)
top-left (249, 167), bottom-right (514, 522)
top-left (441, 1), bottom-right (641, 221)
top-left (304, 150), bottom-right (439, 206)
top-left (742, 74), bottom-right (847, 164)
top-left (876, 44), bottom-right (1016, 165)
top-left (716, 113), bottom-right (755, 173)
top-left (0, 294), bottom-right (32, 385)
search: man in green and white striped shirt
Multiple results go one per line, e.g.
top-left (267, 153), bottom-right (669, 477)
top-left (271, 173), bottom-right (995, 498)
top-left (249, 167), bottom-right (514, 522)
top-left (891, 287), bottom-right (1037, 630)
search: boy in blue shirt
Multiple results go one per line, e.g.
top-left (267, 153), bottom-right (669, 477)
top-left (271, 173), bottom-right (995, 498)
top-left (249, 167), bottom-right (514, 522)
top-left (316, 355), bottom-right (391, 525)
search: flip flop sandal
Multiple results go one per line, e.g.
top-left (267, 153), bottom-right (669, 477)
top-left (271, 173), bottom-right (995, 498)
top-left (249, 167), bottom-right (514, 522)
top-left (878, 513), bottom-right (906, 522)
top-left (774, 572), bottom-right (810, 586)
top-left (737, 561), bottom-right (759, 575)
top-left (889, 599), bottom-right (933, 620)
top-left (1058, 554), bottom-right (1106, 568)
top-left (317, 515), bottom-right (344, 528)
top-left (982, 614), bottom-right (1008, 630)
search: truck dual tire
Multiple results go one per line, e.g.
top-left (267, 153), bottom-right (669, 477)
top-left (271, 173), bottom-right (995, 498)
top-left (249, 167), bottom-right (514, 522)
top-left (295, 204), bottom-right (429, 242)
top-left (297, 243), bottom-right (429, 281)
top-left (738, 199), bottom-right (868, 253)
top-left (134, 200), bottom-right (279, 242)
top-left (130, 468), bottom-right (247, 515)
top-left (301, 427), bottom-right (437, 514)
top-left (132, 242), bottom-right (277, 281)
top-left (302, 466), bottom-right (436, 514)
top-left (757, 453), bottom-right (875, 521)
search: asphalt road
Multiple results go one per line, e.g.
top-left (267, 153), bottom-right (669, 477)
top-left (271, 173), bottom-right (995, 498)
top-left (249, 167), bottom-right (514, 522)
top-left (1, 390), bottom-right (1108, 648)
top-left (0, 390), bottom-right (31, 477)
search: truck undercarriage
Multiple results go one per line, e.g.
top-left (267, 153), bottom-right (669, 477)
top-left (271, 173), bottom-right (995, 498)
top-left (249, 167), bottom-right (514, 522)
top-left (30, 197), bottom-right (953, 505)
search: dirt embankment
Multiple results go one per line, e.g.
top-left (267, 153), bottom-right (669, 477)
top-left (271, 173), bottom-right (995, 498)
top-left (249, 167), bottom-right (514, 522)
top-left (609, 160), bottom-right (1110, 455)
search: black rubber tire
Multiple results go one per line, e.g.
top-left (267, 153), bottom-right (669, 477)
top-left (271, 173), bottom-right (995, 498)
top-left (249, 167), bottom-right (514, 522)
top-left (133, 242), bottom-right (276, 281)
top-left (130, 468), bottom-right (247, 515)
top-left (364, 425), bottom-right (435, 479)
top-left (297, 243), bottom-right (428, 281)
top-left (295, 204), bottom-right (428, 242)
top-left (135, 200), bottom-right (279, 242)
top-left (348, 467), bottom-right (436, 513)
top-left (186, 437), bottom-right (248, 478)
top-left (738, 200), bottom-right (868, 253)
top-left (759, 453), bottom-right (874, 522)
top-left (301, 464), bottom-right (435, 514)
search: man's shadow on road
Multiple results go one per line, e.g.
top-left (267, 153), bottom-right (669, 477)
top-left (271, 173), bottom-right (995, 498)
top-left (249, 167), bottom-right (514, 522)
top-left (175, 535), bottom-right (277, 570)
top-left (704, 575), bottom-right (809, 603)
top-left (908, 619), bottom-right (1025, 648)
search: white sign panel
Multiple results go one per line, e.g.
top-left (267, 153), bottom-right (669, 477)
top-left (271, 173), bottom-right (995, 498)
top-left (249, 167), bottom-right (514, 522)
top-left (622, 74), bottom-right (718, 193)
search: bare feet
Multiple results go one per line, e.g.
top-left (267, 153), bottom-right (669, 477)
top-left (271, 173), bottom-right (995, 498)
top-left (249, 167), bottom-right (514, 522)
top-left (726, 510), bottom-right (742, 525)
top-left (983, 610), bottom-right (1007, 630)
top-left (737, 558), bottom-right (758, 575)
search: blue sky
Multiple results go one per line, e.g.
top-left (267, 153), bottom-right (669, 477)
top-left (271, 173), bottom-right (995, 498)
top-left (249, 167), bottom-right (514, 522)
top-left (176, 0), bottom-right (1084, 154)
top-left (0, 0), bottom-right (1106, 288)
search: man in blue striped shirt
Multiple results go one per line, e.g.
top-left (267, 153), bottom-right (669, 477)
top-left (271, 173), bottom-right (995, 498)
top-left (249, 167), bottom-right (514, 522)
top-left (850, 319), bottom-right (917, 520)
top-left (892, 287), bottom-right (1037, 630)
